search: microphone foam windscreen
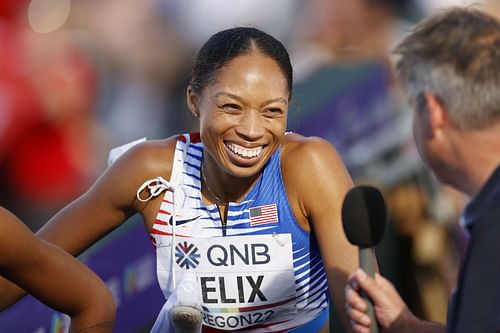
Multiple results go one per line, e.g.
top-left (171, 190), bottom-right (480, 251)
top-left (342, 185), bottom-right (387, 248)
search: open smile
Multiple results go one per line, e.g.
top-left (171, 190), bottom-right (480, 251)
top-left (225, 142), bottom-right (264, 164)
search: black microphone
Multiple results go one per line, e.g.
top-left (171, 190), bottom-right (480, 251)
top-left (342, 185), bottom-right (387, 333)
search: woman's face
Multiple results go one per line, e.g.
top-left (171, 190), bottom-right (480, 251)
top-left (190, 51), bottom-right (289, 178)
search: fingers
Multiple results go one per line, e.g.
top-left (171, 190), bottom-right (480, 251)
top-left (347, 306), bottom-right (372, 329)
top-left (348, 269), bottom-right (412, 331)
top-left (374, 272), bottom-right (397, 293)
top-left (345, 280), bottom-right (368, 312)
top-left (353, 269), bottom-right (389, 305)
top-left (346, 305), bottom-right (372, 333)
top-left (345, 269), bottom-right (372, 332)
top-left (351, 322), bottom-right (372, 333)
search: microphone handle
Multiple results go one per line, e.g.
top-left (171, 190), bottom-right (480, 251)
top-left (359, 247), bottom-right (379, 333)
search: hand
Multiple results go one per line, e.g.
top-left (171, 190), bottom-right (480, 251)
top-left (345, 268), bottom-right (419, 333)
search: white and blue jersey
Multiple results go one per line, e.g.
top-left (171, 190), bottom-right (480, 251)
top-left (150, 133), bottom-right (329, 332)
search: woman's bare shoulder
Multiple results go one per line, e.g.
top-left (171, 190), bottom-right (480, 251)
top-left (280, 132), bottom-right (351, 186)
top-left (109, 135), bottom-right (180, 181)
top-left (281, 132), bottom-right (341, 163)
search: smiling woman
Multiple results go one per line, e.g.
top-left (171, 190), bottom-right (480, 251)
top-left (0, 26), bottom-right (357, 333)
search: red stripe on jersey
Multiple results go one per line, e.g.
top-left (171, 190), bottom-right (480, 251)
top-left (150, 228), bottom-right (190, 238)
top-left (158, 209), bottom-right (171, 215)
top-left (154, 219), bottom-right (168, 226)
top-left (189, 132), bottom-right (201, 143)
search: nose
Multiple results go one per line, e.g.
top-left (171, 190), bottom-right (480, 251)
top-left (235, 110), bottom-right (265, 140)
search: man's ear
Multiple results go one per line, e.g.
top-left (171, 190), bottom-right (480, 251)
top-left (186, 86), bottom-right (199, 118)
top-left (423, 92), bottom-right (448, 133)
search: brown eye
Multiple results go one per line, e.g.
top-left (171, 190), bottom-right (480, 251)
top-left (263, 108), bottom-right (283, 118)
top-left (222, 104), bottom-right (241, 112)
top-left (220, 103), bottom-right (242, 114)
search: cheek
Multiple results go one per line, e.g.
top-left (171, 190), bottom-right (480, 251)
top-left (265, 109), bottom-right (288, 135)
top-left (198, 113), bottom-right (230, 151)
top-left (199, 112), bottom-right (231, 135)
top-left (273, 121), bottom-right (287, 138)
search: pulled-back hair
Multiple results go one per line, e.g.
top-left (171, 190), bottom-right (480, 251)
top-left (395, 7), bottom-right (500, 129)
top-left (189, 27), bottom-right (293, 100)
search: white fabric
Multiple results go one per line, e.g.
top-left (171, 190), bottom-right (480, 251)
top-left (107, 137), bottom-right (147, 166)
top-left (150, 272), bottom-right (202, 333)
top-left (136, 177), bottom-right (173, 202)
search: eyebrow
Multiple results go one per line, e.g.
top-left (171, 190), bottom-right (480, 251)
top-left (214, 92), bottom-right (288, 107)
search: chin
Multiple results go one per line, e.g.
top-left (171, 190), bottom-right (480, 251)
top-left (229, 165), bottom-right (263, 179)
top-left (431, 163), bottom-right (457, 189)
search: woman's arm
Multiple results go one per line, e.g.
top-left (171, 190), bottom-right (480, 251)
top-left (0, 207), bottom-right (116, 332)
top-left (37, 138), bottom-right (177, 253)
top-left (0, 138), bottom-right (176, 308)
top-left (282, 134), bottom-right (358, 332)
top-left (36, 141), bottom-right (159, 255)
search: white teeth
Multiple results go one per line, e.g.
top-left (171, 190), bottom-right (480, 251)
top-left (226, 142), bottom-right (262, 158)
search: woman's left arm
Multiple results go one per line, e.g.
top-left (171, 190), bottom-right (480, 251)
top-left (282, 135), bottom-right (357, 332)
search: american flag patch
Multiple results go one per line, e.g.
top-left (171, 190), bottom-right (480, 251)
top-left (249, 204), bottom-right (278, 226)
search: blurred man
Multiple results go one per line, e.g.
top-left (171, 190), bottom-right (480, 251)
top-left (345, 7), bottom-right (500, 333)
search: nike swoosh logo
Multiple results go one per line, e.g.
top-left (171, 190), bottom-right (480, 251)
top-left (168, 215), bottom-right (201, 226)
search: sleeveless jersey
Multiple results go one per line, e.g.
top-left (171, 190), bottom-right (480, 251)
top-left (151, 133), bottom-right (329, 332)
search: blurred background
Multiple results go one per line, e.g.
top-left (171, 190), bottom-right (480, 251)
top-left (0, 0), bottom-right (498, 331)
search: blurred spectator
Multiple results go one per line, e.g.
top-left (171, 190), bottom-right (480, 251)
top-left (418, 0), bottom-right (481, 15)
top-left (0, 1), bottom-right (36, 161)
top-left (69, 0), bottom-right (195, 145)
top-left (161, 0), bottom-right (301, 50)
top-left (288, 0), bottom-right (419, 185)
top-left (0, 3), bottom-right (106, 230)
top-left (385, 178), bottom-right (465, 323)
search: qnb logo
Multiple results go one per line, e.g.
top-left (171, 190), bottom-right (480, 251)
top-left (175, 241), bottom-right (201, 269)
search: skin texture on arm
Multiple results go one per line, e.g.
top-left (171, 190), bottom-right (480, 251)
top-left (0, 138), bottom-right (177, 308)
top-left (281, 133), bottom-right (358, 332)
top-left (36, 139), bottom-right (176, 255)
top-left (345, 269), bottom-right (446, 333)
top-left (0, 206), bottom-right (115, 332)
